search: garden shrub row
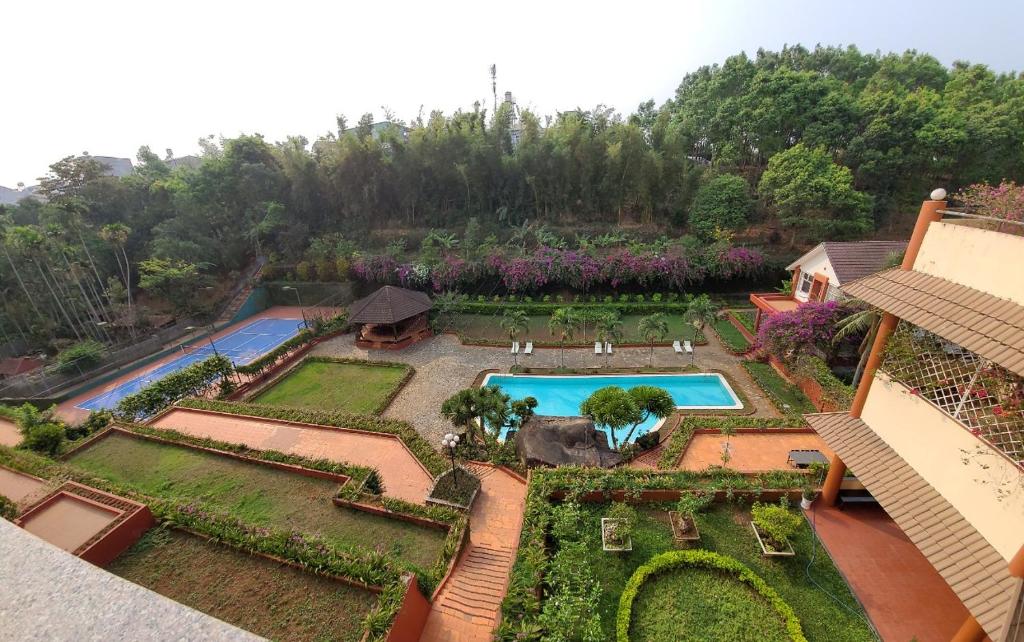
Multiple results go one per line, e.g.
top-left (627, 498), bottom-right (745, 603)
top-left (731, 309), bottom-right (758, 334)
top-left (498, 467), bottom-right (809, 640)
top-left (741, 361), bottom-right (817, 417)
top-left (175, 398), bottom-right (448, 476)
top-left (448, 299), bottom-right (697, 317)
top-left (710, 317), bottom-right (751, 353)
top-left (234, 313), bottom-right (349, 377)
top-left (301, 356), bottom-right (415, 415)
top-left (114, 355), bottom-right (234, 421)
top-left (656, 416), bottom-right (802, 470)
top-left (792, 355), bottom-right (855, 410)
top-left (615, 550), bottom-right (807, 642)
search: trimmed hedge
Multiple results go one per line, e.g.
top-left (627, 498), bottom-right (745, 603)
top-left (175, 398), bottom-right (447, 476)
top-left (616, 550), bottom-right (807, 642)
top-left (114, 355), bottom-right (234, 421)
top-left (449, 300), bottom-right (696, 317)
top-left (0, 493), bottom-right (16, 520)
top-left (742, 361), bottom-right (816, 417)
top-left (656, 416), bottom-right (801, 470)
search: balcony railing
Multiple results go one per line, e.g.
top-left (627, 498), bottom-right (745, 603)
top-left (880, 321), bottom-right (1024, 466)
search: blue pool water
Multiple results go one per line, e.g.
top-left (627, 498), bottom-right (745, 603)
top-left (482, 373), bottom-right (742, 443)
top-left (77, 318), bottom-right (306, 411)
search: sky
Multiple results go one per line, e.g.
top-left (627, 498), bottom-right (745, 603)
top-left (2, 0), bottom-right (1022, 188)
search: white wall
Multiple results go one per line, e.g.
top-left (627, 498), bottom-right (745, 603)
top-left (861, 372), bottom-right (1024, 561)
top-left (791, 247), bottom-right (836, 302)
top-left (915, 221), bottom-right (1024, 306)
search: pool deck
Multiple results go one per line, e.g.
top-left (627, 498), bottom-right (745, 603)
top-left (57, 307), bottom-right (315, 424)
top-left (312, 332), bottom-right (781, 446)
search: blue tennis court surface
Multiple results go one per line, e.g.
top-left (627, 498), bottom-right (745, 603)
top-left (77, 318), bottom-right (306, 411)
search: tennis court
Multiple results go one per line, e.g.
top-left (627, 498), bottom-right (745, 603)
top-left (77, 318), bottom-right (305, 411)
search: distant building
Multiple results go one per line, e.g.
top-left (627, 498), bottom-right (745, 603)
top-left (87, 156), bottom-right (134, 177)
top-left (165, 155), bottom-right (203, 170)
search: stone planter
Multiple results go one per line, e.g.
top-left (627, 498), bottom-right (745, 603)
top-left (601, 518), bottom-right (632, 552)
top-left (751, 522), bottom-right (795, 557)
top-left (425, 467), bottom-right (480, 511)
top-left (669, 511), bottom-right (700, 543)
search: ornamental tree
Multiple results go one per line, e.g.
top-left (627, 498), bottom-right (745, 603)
top-left (580, 385), bottom-right (641, 451)
top-left (688, 174), bottom-right (754, 238)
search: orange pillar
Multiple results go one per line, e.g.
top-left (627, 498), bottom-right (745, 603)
top-left (849, 312), bottom-right (899, 419)
top-left (901, 197), bottom-right (946, 271)
top-left (820, 455), bottom-right (847, 507)
top-left (950, 615), bottom-right (986, 642)
top-left (1010, 544), bottom-right (1024, 578)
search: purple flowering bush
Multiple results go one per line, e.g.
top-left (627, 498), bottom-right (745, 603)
top-left (755, 301), bottom-right (852, 362)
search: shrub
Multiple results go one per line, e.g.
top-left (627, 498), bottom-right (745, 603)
top-left (675, 490), bottom-right (712, 516)
top-left (56, 340), bottom-right (104, 374)
top-left (605, 502), bottom-right (637, 541)
top-left (543, 295), bottom-right (551, 302)
top-left (21, 421), bottom-right (65, 456)
top-left (65, 410), bottom-right (113, 441)
top-left (651, 293), bottom-right (662, 302)
top-left (615, 549), bottom-right (807, 642)
top-left (751, 502), bottom-right (803, 549)
top-left (603, 296), bottom-right (613, 304)
top-left (114, 355), bottom-right (234, 421)
top-left (0, 494), bottom-right (16, 520)
top-left (688, 174), bottom-right (755, 238)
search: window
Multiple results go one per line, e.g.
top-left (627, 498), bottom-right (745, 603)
top-left (799, 272), bottom-right (814, 294)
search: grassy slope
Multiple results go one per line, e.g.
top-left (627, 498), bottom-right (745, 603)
top-left (733, 309), bottom-right (758, 334)
top-left (631, 567), bottom-right (789, 642)
top-left (578, 504), bottom-right (872, 641)
top-left (254, 361), bottom-right (407, 414)
top-left (452, 313), bottom-right (700, 344)
top-left (69, 434), bottom-right (445, 569)
top-left (711, 318), bottom-right (751, 352)
top-left (109, 529), bottom-right (376, 642)
top-left (743, 361), bottom-right (817, 415)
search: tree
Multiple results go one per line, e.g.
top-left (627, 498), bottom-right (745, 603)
top-left (758, 144), bottom-right (873, 245)
top-left (500, 308), bottom-right (529, 367)
top-left (621, 386), bottom-right (674, 444)
top-left (688, 174), bottom-right (753, 238)
top-left (440, 386), bottom-right (511, 443)
top-left (637, 313), bottom-right (669, 367)
top-left (548, 308), bottom-right (579, 368)
top-left (595, 311), bottom-right (623, 367)
top-left (99, 223), bottom-right (134, 332)
top-left (138, 258), bottom-right (206, 317)
top-left (682, 294), bottom-right (719, 337)
top-left (579, 386), bottom-right (641, 451)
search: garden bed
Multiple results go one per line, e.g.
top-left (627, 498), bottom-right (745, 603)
top-left (710, 317), bottom-right (751, 353)
top-left (251, 358), bottom-right (413, 414)
top-left (108, 528), bottom-right (377, 642)
top-left (426, 467), bottom-right (481, 510)
top-left (742, 361), bottom-right (817, 416)
top-left (67, 432), bottom-right (446, 569)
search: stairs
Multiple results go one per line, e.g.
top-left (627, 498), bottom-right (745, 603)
top-left (216, 284), bottom-right (255, 325)
top-left (432, 544), bottom-right (514, 626)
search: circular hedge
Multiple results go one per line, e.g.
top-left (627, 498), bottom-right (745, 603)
top-left (616, 549), bottom-right (807, 642)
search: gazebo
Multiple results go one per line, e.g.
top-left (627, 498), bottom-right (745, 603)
top-left (349, 285), bottom-right (433, 349)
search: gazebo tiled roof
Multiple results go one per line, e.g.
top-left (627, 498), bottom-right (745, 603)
top-left (806, 412), bottom-right (1020, 641)
top-left (348, 286), bottom-right (432, 325)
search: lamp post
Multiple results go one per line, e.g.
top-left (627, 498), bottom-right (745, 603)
top-left (282, 286), bottom-right (308, 329)
top-left (441, 432), bottom-right (460, 485)
top-left (185, 325), bottom-right (220, 357)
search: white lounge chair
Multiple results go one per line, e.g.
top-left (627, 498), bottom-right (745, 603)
top-left (524, 342), bottom-right (533, 355)
top-left (684, 340), bottom-right (693, 354)
top-left (605, 342), bottom-right (613, 354)
top-left (595, 341), bottom-right (603, 354)
top-left (673, 340), bottom-right (683, 354)
top-left (511, 341), bottom-right (520, 354)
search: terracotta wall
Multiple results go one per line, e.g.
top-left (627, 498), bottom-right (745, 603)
top-left (386, 574), bottom-right (432, 642)
top-left (768, 356), bottom-right (838, 412)
top-left (80, 506), bottom-right (155, 567)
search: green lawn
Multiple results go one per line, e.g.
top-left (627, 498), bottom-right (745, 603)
top-left (631, 566), bottom-right (789, 642)
top-left (69, 433), bottom-right (445, 569)
top-left (732, 309), bottom-right (758, 334)
top-left (254, 360), bottom-right (408, 414)
top-left (711, 318), bottom-right (751, 352)
top-left (452, 313), bottom-right (703, 345)
top-left (109, 529), bottom-right (376, 642)
top-left (743, 361), bottom-right (817, 415)
top-left (575, 503), bottom-right (872, 641)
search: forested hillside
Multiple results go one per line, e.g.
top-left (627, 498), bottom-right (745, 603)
top-left (1, 45), bottom-right (1021, 348)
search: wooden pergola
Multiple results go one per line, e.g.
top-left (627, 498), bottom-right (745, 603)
top-left (349, 286), bottom-right (433, 349)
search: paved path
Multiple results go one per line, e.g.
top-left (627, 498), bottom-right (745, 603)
top-left (420, 463), bottom-right (527, 642)
top-left (0, 418), bottom-right (20, 447)
top-left (313, 332), bottom-right (779, 446)
top-left (150, 407), bottom-right (434, 505)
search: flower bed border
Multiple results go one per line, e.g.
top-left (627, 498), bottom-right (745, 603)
top-left (615, 549), bottom-right (807, 642)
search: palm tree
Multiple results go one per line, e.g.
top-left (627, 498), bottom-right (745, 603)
top-left (500, 308), bottom-right (529, 367)
top-left (595, 311), bottom-right (623, 367)
top-left (638, 313), bottom-right (669, 367)
top-left (548, 307), bottom-right (578, 368)
top-left (683, 294), bottom-right (719, 337)
top-left (833, 304), bottom-right (881, 388)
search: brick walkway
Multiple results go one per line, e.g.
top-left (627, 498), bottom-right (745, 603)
top-left (0, 418), bottom-right (20, 447)
top-left (420, 463), bottom-right (526, 642)
top-left (149, 407), bottom-right (434, 505)
top-left (808, 504), bottom-right (971, 641)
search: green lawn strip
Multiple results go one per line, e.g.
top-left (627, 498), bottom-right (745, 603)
top-left (710, 317), bottom-right (751, 352)
top-left (176, 398), bottom-right (447, 476)
top-left (109, 529), bottom-right (377, 642)
top-left (732, 309), bottom-right (758, 334)
top-left (742, 361), bottom-right (817, 416)
top-left (581, 504), bottom-right (870, 642)
top-left (628, 566), bottom-right (790, 642)
top-left (67, 433), bottom-right (446, 570)
top-left (451, 313), bottom-right (705, 346)
top-left (255, 360), bottom-right (409, 414)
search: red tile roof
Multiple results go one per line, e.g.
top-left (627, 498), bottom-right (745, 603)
top-left (821, 241), bottom-right (908, 284)
top-left (0, 357), bottom-right (44, 377)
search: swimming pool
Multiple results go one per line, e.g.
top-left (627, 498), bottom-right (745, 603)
top-left (482, 373), bottom-right (742, 443)
top-left (77, 318), bottom-right (306, 411)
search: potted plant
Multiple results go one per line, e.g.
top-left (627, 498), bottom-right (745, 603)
top-left (669, 491), bottom-right (711, 542)
top-left (750, 502), bottom-right (801, 557)
top-left (800, 461), bottom-right (828, 509)
top-left (800, 484), bottom-right (816, 510)
top-left (601, 502), bottom-right (635, 552)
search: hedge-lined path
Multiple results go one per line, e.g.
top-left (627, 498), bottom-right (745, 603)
top-left (312, 332), bottom-right (780, 446)
top-left (420, 463), bottom-right (526, 642)
top-left (0, 417), bottom-right (20, 447)
top-left (149, 407), bottom-right (434, 504)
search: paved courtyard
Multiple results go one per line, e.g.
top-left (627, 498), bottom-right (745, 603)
top-left (313, 331), bottom-right (780, 445)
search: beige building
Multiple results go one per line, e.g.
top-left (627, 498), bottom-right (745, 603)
top-left (810, 196), bottom-right (1024, 642)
